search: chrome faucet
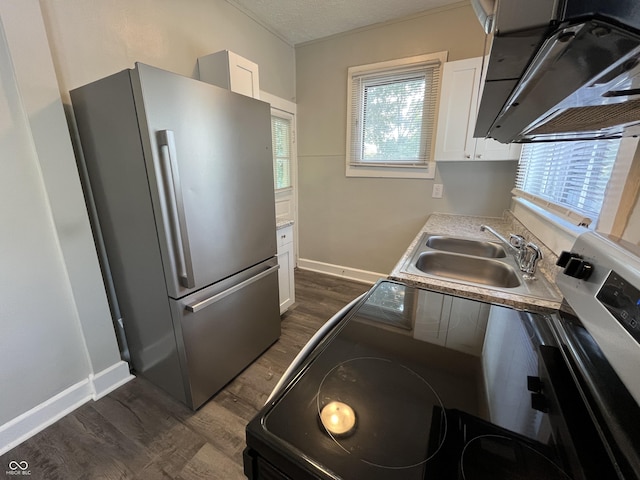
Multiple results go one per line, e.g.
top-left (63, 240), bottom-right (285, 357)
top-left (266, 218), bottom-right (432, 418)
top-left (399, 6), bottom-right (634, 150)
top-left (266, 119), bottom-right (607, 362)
top-left (508, 234), bottom-right (527, 267)
top-left (480, 225), bottom-right (521, 257)
top-left (480, 225), bottom-right (543, 276)
top-left (523, 242), bottom-right (543, 276)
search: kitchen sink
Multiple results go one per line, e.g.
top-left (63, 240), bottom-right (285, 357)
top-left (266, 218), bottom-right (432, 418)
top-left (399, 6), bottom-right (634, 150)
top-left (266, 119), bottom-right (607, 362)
top-left (413, 251), bottom-right (521, 288)
top-left (425, 235), bottom-right (506, 258)
top-left (399, 232), bottom-right (562, 302)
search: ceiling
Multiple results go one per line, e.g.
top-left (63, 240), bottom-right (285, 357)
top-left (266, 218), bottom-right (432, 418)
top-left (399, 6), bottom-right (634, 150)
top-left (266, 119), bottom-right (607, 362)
top-left (227, 0), bottom-right (465, 45)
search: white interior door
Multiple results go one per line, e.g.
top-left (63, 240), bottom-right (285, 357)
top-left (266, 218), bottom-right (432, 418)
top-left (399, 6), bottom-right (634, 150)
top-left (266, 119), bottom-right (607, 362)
top-left (262, 92), bottom-right (298, 264)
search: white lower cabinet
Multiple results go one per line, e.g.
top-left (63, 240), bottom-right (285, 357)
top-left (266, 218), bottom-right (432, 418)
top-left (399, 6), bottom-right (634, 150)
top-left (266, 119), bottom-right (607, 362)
top-left (414, 291), bottom-right (489, 356)
top-left (446, 298), bottom-right (490, 356)
top-left (276, 224), bottom-right (295, 314)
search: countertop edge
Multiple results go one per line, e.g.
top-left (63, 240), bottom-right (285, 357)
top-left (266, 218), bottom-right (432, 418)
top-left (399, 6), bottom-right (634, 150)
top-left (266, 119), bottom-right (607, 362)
top-left (276, 218), bottom-right (294, 229)
top-left (388, 213), bottom-right (563, 313)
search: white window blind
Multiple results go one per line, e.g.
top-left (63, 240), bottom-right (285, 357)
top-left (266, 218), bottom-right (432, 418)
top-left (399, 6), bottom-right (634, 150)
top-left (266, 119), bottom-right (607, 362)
top-left (348, 60), bottom-right (441, 167)
top-left (271, 115), bottom-right (291, 190)
top-left (515, 139), bottom-right (621, 226)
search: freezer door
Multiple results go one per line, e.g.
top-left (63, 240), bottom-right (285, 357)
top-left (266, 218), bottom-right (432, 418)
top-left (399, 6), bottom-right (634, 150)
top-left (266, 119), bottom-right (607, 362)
top-left (132, 63), bottom-right (277, 297)
top-left (170, 258), bottom-right (281, 409)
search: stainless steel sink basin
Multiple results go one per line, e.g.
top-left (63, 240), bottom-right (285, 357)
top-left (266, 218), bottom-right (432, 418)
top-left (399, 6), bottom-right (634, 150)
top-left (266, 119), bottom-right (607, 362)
top-left (414, 252), bottom-right (521, 288)
top-left (425, 235), bottom-right (506, 258)
top-left (398, 232), bottom-right (562, 302)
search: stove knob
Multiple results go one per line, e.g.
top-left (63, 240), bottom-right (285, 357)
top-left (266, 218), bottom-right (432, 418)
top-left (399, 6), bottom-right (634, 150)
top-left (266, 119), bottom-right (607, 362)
top-left (563, 258), bottom-right (594, 280)
top-left (531, 392), bottom-right (549, 413)
top-left (556, 251), bottom-right (581, 268)
top-left (527, 375), bottom-right (543, 393)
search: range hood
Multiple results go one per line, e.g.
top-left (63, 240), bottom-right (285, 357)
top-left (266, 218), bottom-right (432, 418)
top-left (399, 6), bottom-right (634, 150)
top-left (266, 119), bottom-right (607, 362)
top-left (473, 0), bottom-right (640, 143)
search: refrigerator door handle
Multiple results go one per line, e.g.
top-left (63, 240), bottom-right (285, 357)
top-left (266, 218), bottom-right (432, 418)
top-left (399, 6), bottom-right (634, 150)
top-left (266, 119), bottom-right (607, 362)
top-left (157, 130), bottom-right (195, 289)
top-left (185, 264), bottom-right (280, 313)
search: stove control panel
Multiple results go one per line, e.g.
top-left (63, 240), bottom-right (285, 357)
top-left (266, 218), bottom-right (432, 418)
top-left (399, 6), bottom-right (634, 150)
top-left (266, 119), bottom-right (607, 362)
top-left (556, 232), bottom-right (640, 408)
top-left (597, 271), bottom-right (640, 345)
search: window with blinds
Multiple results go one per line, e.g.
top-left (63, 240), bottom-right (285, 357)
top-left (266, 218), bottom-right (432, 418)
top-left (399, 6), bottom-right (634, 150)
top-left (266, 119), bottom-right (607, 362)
top-left (345, 52), bottom-right (445, 178)
top-left (515, 139), bottom-right (621, 226)
top-left (271, 115), bottom-right (292, 190)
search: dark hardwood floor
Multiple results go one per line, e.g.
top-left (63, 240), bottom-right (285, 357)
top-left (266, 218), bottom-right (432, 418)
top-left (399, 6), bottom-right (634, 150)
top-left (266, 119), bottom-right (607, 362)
top-left (1, 269), bottom-right (371, 480)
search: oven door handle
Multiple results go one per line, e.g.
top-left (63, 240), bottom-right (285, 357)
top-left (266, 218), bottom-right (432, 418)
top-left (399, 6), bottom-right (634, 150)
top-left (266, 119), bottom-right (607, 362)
top-left (265, 293), bottom-right (366, 405)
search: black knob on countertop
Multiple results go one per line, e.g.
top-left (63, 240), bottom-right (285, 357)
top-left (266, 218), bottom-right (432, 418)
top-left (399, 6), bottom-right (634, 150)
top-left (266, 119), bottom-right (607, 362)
top-left (563, 258), bottom-right (594, 280)
top-left (531, 393), bottom-right (549, 413)
top-left (527, 376), bottom-right (543, 393)
top-left (557, 251), bottom-right (582, 268)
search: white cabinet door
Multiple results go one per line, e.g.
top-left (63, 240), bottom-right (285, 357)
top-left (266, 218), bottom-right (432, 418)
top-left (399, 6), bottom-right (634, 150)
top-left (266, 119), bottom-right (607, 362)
top-left (474, 135), bottom-right (522, 161)
top-left (445, 298), bottom-right (490, 356)
top-left (227, 51), bottom-right (260, 99)
top-left (435, 57), bottom-right (521, 162)
top-left (197, 50), bottom-right (260, 99)
top-left (414, 291), bottom-right (452, 346)
top-left (434, 57), bottom-right (480, 161)
top-left (276, 224), bottom-right (295, 313)
top-left (412, 290), bottom-right (489, 356)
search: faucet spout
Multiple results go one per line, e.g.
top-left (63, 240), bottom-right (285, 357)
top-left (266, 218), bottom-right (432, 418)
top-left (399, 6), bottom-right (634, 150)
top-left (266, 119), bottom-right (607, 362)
top-left (479, 225), bottom-right (520, 256)
top-left (480, 225), bottom-right (535, 272)
top-left (480, 224), bottom-right (535, 274)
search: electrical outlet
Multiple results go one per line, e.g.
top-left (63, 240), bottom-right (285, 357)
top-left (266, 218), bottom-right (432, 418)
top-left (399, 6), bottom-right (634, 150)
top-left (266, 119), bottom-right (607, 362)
top-left (432, 183), bottom-right (443, 198)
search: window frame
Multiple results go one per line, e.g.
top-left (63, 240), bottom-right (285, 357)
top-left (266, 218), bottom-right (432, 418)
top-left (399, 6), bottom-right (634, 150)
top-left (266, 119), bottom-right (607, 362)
top-left (345, 52), bottom-right (447, 179)
top-left (271, 111), bottom-right (293, 191)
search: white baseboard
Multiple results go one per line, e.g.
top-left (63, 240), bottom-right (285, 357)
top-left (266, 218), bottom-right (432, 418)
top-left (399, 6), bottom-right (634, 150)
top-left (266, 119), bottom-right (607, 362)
top-left (90, 361), bottom-right (134, 401)
top-left (0, 361), bottom-right (133, 455)
top-left (297, 258), bottom-right (385, 285)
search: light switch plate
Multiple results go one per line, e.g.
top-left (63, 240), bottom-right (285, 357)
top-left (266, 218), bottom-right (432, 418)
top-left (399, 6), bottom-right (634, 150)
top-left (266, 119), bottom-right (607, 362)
top-left (432, 183), bottom-right (443, 198)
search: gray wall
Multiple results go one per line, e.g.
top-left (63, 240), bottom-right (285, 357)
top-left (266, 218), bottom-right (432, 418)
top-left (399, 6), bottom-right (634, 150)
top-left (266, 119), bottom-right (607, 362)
top-left (295, 3), bottom-right (518, 274)
top-left (40, 0), bottom-right (295, 102)
top-left (0, 0), bottom-right (98, 427)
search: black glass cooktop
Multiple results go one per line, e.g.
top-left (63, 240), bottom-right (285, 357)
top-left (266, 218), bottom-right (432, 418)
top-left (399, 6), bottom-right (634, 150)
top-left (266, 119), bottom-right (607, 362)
top-left (249, 281), bottom-right (572, 480)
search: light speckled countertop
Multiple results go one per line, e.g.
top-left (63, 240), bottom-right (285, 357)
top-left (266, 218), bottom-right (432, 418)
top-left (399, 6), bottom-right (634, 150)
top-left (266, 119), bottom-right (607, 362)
top-left (389, 212), bottom-right (563, 313)
top-left (276, 218), bottom-right (294, 229)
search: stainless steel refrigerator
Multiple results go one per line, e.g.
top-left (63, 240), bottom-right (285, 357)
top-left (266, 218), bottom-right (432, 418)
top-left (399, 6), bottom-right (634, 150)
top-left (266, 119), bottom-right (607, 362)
top-left (71, 63), bottom-right (281, 409)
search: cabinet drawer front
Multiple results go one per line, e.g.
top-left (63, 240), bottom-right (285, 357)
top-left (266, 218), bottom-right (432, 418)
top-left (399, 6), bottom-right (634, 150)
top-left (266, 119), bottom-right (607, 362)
top-left (277, 225), bottom-right (293, 247)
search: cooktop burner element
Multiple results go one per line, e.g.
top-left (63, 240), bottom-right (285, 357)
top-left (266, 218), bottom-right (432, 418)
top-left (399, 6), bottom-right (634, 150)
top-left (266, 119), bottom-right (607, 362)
top-left (316, 356), bottom-right (446, 469)
top-left (460, 435), bottom-right (572, 480)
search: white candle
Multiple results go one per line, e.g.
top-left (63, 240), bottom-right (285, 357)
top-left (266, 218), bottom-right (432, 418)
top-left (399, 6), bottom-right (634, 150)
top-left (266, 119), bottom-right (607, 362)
top-left (320, 401), bottom-right (357, 436)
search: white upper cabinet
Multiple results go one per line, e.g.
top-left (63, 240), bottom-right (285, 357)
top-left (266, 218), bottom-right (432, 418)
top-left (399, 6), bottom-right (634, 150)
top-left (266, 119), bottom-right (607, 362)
top-left (197, 50), bottom-right (260, 99)
top-left (435, 57), bottom-right (521, 161)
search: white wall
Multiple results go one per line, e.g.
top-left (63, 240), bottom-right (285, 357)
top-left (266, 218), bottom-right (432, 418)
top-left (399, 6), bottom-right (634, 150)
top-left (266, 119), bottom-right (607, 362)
top-left (0, 5), bottom-right (91, 420)
top-left (0, 0), bottom-right (130, 453)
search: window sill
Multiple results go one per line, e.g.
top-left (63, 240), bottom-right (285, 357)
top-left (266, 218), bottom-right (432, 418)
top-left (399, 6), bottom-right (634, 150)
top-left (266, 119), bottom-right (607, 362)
top-left (345, 161), bottom-right (436, 179)
top-left (510, 197), bottom-right (588, 256)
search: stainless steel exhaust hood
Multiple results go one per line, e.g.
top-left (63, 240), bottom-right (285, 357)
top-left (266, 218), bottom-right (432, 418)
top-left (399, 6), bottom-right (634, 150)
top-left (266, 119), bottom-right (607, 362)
top-left (473, 0), bottom-right (640, 143)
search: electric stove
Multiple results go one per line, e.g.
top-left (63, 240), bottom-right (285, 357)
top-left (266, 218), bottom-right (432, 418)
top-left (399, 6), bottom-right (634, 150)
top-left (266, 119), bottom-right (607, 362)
top-left (245, 232), bottom-right (640, 479)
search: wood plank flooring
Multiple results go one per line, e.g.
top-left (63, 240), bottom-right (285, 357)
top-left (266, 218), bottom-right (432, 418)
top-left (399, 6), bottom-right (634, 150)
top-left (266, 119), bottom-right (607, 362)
top-left (1, 269), bottom-right (371, 480)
